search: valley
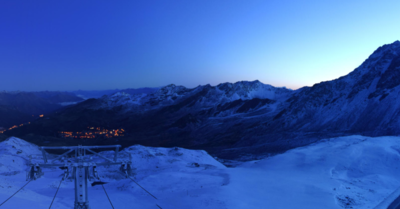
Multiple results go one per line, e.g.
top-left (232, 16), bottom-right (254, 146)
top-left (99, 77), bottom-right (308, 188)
top-left (2, 2), bottom-right (398, 208)
top-left (4, 41), bottom-right (400, 161)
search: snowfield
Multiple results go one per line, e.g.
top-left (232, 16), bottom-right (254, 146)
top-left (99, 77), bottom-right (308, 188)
top-left (1, 136), bottom-right (400, 208)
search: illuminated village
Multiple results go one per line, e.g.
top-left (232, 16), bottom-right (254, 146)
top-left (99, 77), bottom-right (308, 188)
top-left (59, 127), bottom-right (125, 139)
top-left (0, 122), bottom-right (31, 134)
top-left (0, 114), bottom-right (42, 134)
top-left (0, 113), bottom-right (126, 140)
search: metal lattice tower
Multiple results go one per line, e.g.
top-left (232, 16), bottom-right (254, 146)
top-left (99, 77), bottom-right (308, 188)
top-left (27, 145), bottom-right (134, 209)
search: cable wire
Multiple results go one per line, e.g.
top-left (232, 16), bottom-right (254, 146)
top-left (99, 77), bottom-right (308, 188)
top-left (126, 175), bottom-right (158, 200)
top-left (0, 180), bottom-right (32, 207)
top-left (49, 178), bottom-right (63, 209)
top-left (121, 172), bottom-right (163, 208)
top-left (101, 184), bottom-right (115, 209)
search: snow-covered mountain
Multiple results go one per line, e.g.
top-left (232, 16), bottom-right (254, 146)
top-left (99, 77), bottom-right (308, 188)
top-left (0, 137), bottom-right (41, 175)
top-left (71, 87), bottom-right (159, 99)
top-left (274, 40), bottom-right (400, 135)
top-left (8, 40), bottom-right (400, 161)
top-left (96, 81), bottom-right (292, 114)
top-left (94, 40), bottom-right (400, 127)
top-left (2, 136), bottom-right (400, 209)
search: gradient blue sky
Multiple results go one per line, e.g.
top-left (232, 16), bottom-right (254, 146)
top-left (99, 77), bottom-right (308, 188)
top-left (1, 0), bottom-right (399, 91)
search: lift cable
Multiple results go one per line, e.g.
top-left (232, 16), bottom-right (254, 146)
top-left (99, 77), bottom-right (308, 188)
top-left (48, 177), bottom-right (63, 209)
top-left (0, 180), bottom-right (32, 207)
top-left (122, 173), bottom-right (163, 209)
top-left (125, 175), bottom-right (158, 200)
top-left (101, 184), bottom-right (115, 209)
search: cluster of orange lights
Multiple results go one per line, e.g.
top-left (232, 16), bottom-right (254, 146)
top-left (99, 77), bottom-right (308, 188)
top-left (0, 122), bottom-right (31, 134)
top-left (59, 127), bottom-right (125, 139)
top-left (1, 114), bottom-right (42, 134)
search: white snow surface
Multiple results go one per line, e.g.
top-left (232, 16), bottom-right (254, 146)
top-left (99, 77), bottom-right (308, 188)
top-left (1, 136), bottom-right (400, 208)
top-left (97, 81), bottom-right (293, 112)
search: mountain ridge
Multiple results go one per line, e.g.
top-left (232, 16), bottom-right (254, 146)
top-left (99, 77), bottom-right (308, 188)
top-left (0, 91), bottom-right (85, 128)
top-left (7, 40), bottom-right (400, 160)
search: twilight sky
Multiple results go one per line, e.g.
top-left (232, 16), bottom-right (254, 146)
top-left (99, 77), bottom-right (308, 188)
top-left (1, 0), bottom-right (399, 91)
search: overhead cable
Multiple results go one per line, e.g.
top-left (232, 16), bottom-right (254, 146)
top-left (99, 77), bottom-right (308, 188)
top-left (49, 178), bottom-right (63, 209)
top-left (0, 180), bottom-right (32, 207)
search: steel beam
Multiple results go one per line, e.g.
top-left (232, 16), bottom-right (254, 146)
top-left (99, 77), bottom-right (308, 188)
top-left (28, 144), bottom-right (131, 209)
top-left (74, 166), bottom-right (90, 209)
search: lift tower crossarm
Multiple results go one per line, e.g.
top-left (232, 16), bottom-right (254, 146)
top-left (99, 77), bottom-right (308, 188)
top-left (29, 145), bottom-right (132, 209)
top-left (86, 149), bottom-right (115, 163)
top-left (50, 149), bottom-right (75, 164)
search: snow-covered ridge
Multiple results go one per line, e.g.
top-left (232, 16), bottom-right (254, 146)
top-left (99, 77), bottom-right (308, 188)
top-left (216, 80), bottom-right (292, 101)
top-left (116, 145), bottom-right (225, 172)
top-left (0, 137), bottom-right (223, 174)
top-left (0, 137), bottom-right (41, 174)
top-left (97, 80), bottom-right (293, 112)
top-left (336, 40), bottom-right (400, 86)
top-left (106, 41), bottom-right (400, 114)
top-left (274, 40), bottom-right (400, 135)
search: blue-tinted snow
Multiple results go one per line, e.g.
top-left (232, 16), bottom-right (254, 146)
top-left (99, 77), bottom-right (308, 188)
top-left (1, 136), bottom-right (400, 208)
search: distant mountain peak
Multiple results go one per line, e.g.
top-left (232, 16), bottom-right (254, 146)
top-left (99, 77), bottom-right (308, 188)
top-left (110, 91), bottom-right (131, 98)
top-left (156, 84), bottom-right (188, 96)
top-left (390, 40), bottom-right (400, 46)
top-left (338, 41), bottom-right (400, 88)
top-left (369, 40), bottom-right (400, 59)
top-left (164, 84), bottom-right (177, 88)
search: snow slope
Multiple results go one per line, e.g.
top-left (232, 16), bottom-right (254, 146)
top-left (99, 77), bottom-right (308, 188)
top-left (225, 135), bottom-right (400, 209)
top-left (1, 136), bottom-right (400, 208)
